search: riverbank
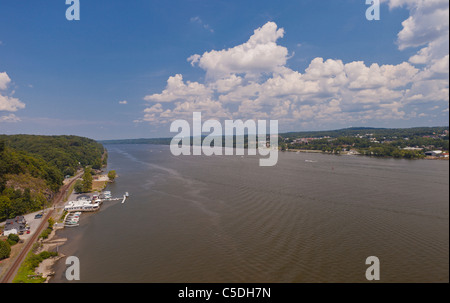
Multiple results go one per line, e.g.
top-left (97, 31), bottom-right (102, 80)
top-left (11, 227), bottom-right (66, 283)
top-left (0, 171), bottom-right (84, 283)
top-left (92, 174), bottom-right (111, 191)
top-left (38, 171), bottom-right (117, 282)
top-left (34, 228), bottom-right (67, 282)
top-left (285, 148), bottom-right (449, 160)
top-left (286, 149), bottom-right (324, 153)
top-left (1, 169), bottom-right (115, 283)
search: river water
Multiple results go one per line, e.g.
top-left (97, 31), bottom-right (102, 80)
top-left (51, 144), bottom-right (449, 282)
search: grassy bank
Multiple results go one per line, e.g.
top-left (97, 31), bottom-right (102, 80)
top-left (12, 243), bottom-right (58, 283)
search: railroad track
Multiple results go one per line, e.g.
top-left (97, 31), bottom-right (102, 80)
top-left (0, 173), bottom-right (81, 283)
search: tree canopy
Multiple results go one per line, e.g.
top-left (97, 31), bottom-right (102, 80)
top-left (107, 170), bottom-right (117, 182)
top-left (0, 135), bottom-right (106, 221)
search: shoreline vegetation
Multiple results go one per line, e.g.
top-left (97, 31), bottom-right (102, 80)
top-left (11, 214), bottom-right (69, 283)
top-left (41, 167), bottom-right (117, 283)
top-left (6, 167), bottom-right (115, 283)
top-left (39, 169), bottom-right (116, 282)
top-left (100, 126), bottom-right (449, 160)
top-left (0, 134), bottom-right (109, 283)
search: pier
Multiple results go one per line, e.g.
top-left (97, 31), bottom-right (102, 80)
top-left (61, 192), bottom-right (130, 227)
top-left (102, 195), bottom-right (128, 203)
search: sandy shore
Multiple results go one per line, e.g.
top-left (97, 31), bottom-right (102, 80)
top-left (34, 227), bottom-right (67, 282)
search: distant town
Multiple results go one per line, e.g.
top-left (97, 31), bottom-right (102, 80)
top-left (279, 127), bottom-right (449, 159)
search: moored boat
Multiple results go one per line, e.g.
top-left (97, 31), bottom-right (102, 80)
top-left (64, 199), bottom-right (101, 212)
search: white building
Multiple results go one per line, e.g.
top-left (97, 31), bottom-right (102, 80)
top-left (425, 150), bottom-right (443, 156)
top-left (65, 199), bottom-right (101, 212)
top-left (2, 216), bottom-right (27, 236)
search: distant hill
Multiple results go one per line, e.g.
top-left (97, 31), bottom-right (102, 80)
top-left (280, 126), bottom-right (449, 139)
top-left (100, 137), bottom-right (172, 145)
top-left (100, 126), bottom-right (449, 145)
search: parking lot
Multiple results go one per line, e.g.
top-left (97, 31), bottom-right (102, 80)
top-left (0, 209), bottom-right (57, 241)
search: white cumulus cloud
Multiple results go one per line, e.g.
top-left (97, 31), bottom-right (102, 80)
top-left (188, 22), bottom-right (288, 79)
top-left (0, 72), bottom-right (11, 90)
top-left (0, 113), bottom-right (21, 123)
top-left (0, 72), bottom-right (25, 113)
top-left (142, 8), bottom-right (448, 129)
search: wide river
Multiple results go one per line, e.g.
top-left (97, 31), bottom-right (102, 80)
top-left (51, 144), bottom-right (449, 282)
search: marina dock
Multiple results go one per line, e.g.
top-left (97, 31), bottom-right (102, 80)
top-left (62, 191), bottom-right (130, 227)
top-left (121, 192), bottom-right (129, 204)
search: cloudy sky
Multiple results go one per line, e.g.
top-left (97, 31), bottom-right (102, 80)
top-left (0, 0), bottom-right (448, 140)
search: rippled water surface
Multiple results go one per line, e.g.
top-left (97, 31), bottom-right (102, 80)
top-left (52, 144), bottom-right (449, 282)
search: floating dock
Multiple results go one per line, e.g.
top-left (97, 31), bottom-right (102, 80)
top-left (62, 192), bottom-right (129, 228)
top-left (102, 192), bottom-right (129, 204)
top-left (63, 211), bottom-right (81, 227)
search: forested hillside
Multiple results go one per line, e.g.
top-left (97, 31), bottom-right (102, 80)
top-left (0, 135), bottom-right (105, 221)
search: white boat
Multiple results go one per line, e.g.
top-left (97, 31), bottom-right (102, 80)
top-left (64, 199), bottom-right (101, 212)
top-left (64, 222), bottom-right (79, 227)
top-left (103, 191), bottom-right (112, 199)
top-left (65, 214), bottom-right (79, 221)
top-left (64, 217), bottom-right (80, 226)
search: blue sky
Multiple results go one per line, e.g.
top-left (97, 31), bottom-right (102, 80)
top-left (0, 0), bottom-right (448, 140)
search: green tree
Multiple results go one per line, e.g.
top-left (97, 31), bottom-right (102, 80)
top-left (82, 168), bottom-right (93, 192)
top-left (63, 167), bottom-right (75, 177)
top-left (7, 233), bottom-right (20, 245)
top-left (74, 180), bottom-right (84, 194)
top-left (0, 240), bottom-right (11, 260)
top-left (107, 170), bottom-right (117, 182)
top-left (47, 217), bottom-right (55, 229)
top-left (0, 196), bottom-right (12, 221)
top-left (92, 159), bottom-right (102, 170)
